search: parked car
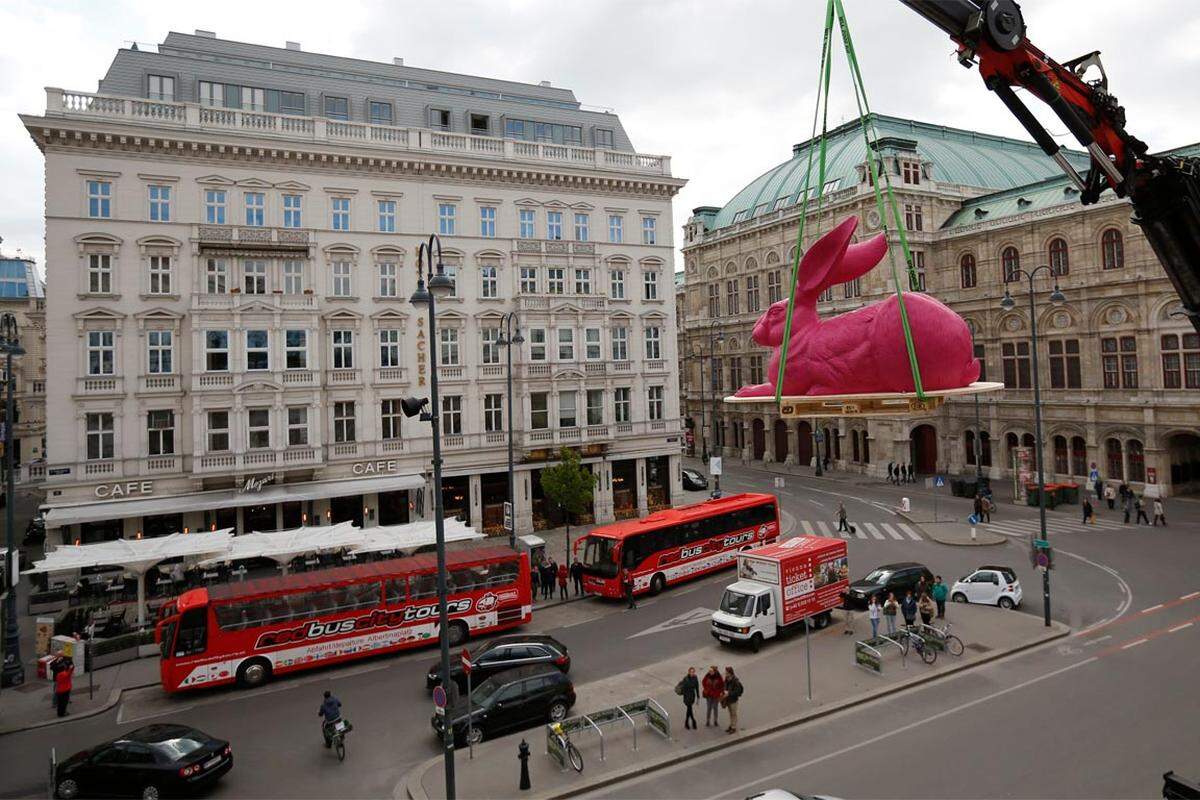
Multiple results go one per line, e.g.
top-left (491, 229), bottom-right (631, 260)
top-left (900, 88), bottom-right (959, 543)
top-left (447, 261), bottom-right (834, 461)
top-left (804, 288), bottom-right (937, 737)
top-left (431, 664), bottom-right (575, 746)
top-left (951, 565), bottom-right (1022, 609)
top-left (682, 468), bottom-right (709, 491)
top-left (54, 724), bottom-right (232, 799)
top-left (426, 634), bottom-right (570, 694)
top-left (843, 562), bottom-right (935, 609)
top-left (746, 792), bottom-right (843, 800)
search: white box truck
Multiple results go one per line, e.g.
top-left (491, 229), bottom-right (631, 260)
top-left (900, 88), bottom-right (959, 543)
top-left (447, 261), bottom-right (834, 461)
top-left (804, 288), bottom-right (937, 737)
top-left (710, 537), bottom-right (849, 651)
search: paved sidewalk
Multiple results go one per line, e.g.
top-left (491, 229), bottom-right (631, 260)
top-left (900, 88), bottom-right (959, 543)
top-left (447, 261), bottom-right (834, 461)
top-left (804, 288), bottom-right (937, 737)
top-left (0, 655), bottom-right (159, 735)
top-left (401, 603), bottom-right (1068, 800)
top-left (915, 521), bottom-right (1007, 546)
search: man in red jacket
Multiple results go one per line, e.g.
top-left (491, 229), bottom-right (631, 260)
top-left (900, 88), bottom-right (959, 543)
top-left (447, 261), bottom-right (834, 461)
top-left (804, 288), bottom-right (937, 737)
top-left (701, 665), bottom-right (724, 727)
top-left (54, 660), bottom-right (74, 717)
top-left (556, 562), bottom-right (568, 601)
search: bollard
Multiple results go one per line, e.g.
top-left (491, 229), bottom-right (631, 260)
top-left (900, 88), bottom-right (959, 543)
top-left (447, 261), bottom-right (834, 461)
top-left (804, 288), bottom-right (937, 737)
top-left (971, 525), bottom-right (977, 542)
top-left (518, 738), bottom-right (531, 791)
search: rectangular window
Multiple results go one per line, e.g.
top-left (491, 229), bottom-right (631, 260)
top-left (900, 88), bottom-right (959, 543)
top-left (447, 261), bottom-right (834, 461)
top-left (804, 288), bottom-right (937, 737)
top-left (520, 266), bottom-right (538, 294)
top-left (332, 330), bottom-right (354, 369)
top-left (647, 386), bottom-right (664, 421)
top-left (331, 197), bottom-right (350, 231)
top-left (480, 206), bottom-right (496, 238)
top-left (87, 331), bottom-right (115, 376)
top-left (749, 355), bottom-right (764, 384)
top-left (1101, 336), bottom-right (1139, 389)
top-left (612, 327), bottom-right (629, 361)
top-left (575, 268), bottom-right (591, 295)
top-left (843, 278), bottom-right (862, 299)
top-left (904, 203), bottom-right (923, 231)
top-left (481, 327), bottom-right (501, 365)
top-left (767, 271), bottom-right (782, 304)
top-left (440, 328), bottom-right (460, 366)
top-left (332, 261), bottom-right (352, 297)
top-left (147, 410), bottom-right (175, 456)
top-left (610, 268), bottom-right (625, 299)
top-left (469, 113), bottom-right (490, 135)
top-left (148, 185), bottom-right (171, 222)
top-left (369, 101), bottom-right (393, 126)
top-left (574, 213), bottom-right (589, 242)
top-left (644, 269), bottom-right (659, 301)
top-left (614, 387), bottom-right (631, 423)
top-left (148, 255), bottom-right (171, 295)
top-left (147, 330), bottom-right (172, 374)
top-left (529, 329), bottom-right (546, 361)
top-left (285, 330), bottom-right (308, 369)
top-left (287, 406), bottom-right (308, 446)
top-left (708, 284), bottom-right (720, 317)
top-left (730, 356), bottom-right (743, 389)
top-left (745, 275), bottom-right (761, 313)
top-left (333, 401), bottom-right (356, 443)
top-left (902, 161), bottom-right (921, 185)
top-left (198, 81), bottom-right (223, 107)
top-left (206, 258), bottom-right (227, 294)
top-left (642, 216), bottom-right (657, 245)
top-left (484, 394), bottom-right (503, 433)
top-left (204, 189), bottom-right (226, 225)
top-left (1161, 333), bottom-right (1200, 389)
top-left (283, 260), bottom-right (304, 294)
top-left (247, 408), bottom-right (271, 449)
top-left (86, 413), bottom-right (114, 460)
top-left (586, 389), bottom-right (604, 425)
top-left (377, 262), bottom-right (398, 297)
top-left (87, 180), bottom-right (111, 219)
top-left (245, 329), bottom-right (269, 371)
top-left (380, 399), bottom-right (402, 440)
top-left (974, 343), bottom-right (987, 383)
top-left (147, 74), bottom-right (175, 101)
top-left (595, 129), bottom-right (614, 148)
top-left (379, 329), bottom-right (401, 367)
top-left (481, 264), bottom-right (498, 298)
top-left (1048, 339), bottom-right (1081, 389)
top-left (519, 209), bottom-right (536, 239)
top-left (547, 267), bottom-right (565, 295)
top-left (377, 200), bottom-right (396, 233)
top-left (88, 253), bottom-right (112, 294)
top-left (442, 395), bottom-right (463, 435)
top-left (608, 215), bottom-right (623, 243)
top-left (282, 194), bottom-right (302, 228)
top-left (530, 392), bottom-right (549, 429)
top-left (585, 328), bottom-right (601, 360)
top-left (1002, 341), bottom-right (1031, 389)
top-left (205, 330), bottom-right (229, 371)
top-left (430, 108), bottom-right (451, 131)
top-left (324, 95), bottom-right (349, 121)
top-left (644, 326), bottom-right (662, 360)
top-left (438, 203), bottom-right (457, 236)
top-left (726, 280), bottom-right (740, 315)
top-left (243, 260), bottom-right (267, 294)
top-left (557, 328), bottom-right (575, 361)
top-left (244, 192), bottom-right (264, 227)
top-left (207, 411), bottom-right (229, 452)
top-left (559, 392), bottom-right (577, 428)
top-left (547, 211), bottom-right (563, 240)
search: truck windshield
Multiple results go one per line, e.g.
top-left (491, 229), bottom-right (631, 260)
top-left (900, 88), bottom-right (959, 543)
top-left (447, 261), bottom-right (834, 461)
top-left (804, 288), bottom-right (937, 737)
top-left (580, 536), bottom-right (618, 578)
top-left (719, 590), bottom-right (754, 617)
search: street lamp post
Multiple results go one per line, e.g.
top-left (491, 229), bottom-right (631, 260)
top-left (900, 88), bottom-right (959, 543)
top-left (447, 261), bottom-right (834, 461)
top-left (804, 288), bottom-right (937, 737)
top-left (697, 345), bottom-right (708, 463)
top-left (402, 235), bottom-right (458, 797)
top-left (498, 312), bottom-right (524, 550)
top-left (813, 420), bottom-right (823, 477)
top-left (1001, 268), bottom-right (1065, 628)
top-left (971, 334), bottom-right (983, 483)
top-left (708, 321), bottom-right (725, 497)
top-left (1, 313), bottom-right (24, 688)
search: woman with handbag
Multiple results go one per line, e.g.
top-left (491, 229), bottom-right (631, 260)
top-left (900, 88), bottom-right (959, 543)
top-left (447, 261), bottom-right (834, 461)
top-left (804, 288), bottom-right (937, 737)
top-left (676, 667), bottom-right (700, 730)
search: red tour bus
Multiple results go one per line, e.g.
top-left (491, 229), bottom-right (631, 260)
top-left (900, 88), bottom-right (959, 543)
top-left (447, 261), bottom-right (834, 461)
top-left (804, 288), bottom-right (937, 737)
top-left (578, 493), bottom-right (780, 598)
top-left (155, 546), bottom-right (530, 693)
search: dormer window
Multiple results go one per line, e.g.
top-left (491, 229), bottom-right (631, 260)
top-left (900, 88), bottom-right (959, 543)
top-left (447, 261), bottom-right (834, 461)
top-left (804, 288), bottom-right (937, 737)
top-left (902, 161), bottom-right (921, 185)
top-left (469, 113), bottom-right (490, 136)
top-left (430, 108), bottom-right (451, 131)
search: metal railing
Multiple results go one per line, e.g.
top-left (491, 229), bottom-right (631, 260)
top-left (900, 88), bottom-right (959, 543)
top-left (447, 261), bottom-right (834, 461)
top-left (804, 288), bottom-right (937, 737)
top-left (545, 698), bottom-right (670, 772)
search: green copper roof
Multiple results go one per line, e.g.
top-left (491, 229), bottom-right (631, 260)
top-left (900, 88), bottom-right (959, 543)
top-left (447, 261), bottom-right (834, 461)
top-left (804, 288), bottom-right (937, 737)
top-left (709, 114), bottom-right (1091, 231)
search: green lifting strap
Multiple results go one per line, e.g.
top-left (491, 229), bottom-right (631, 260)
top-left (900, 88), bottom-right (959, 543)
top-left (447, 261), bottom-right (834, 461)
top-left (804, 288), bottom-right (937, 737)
top-left (774, 0), bottom-right (926, 404)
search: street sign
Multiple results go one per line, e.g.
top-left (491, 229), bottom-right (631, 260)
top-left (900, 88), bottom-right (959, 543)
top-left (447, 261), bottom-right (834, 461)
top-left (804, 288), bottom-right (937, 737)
top-left (503, 501), bottom-right (513, 532)
top-left (432, 684), bottom-right (447, 715)
top-left (1033, 538), bottom-right (1049, 548)
top-left (773, 476), bottom-right (785, 489)
top-left (460, 648), bottom-right (472, 676)
top-left (1036, 551), bottom-right (1050, 568)
top-left (934, 475), bottom-right (945, 487)
top-left (709, 456), bottom-right (723, 476)
top-left (814, 431), bottom-right (824, 443)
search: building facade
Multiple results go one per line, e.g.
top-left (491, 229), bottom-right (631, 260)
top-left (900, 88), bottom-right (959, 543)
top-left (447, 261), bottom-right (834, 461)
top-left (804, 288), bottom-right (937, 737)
top-left (680, 115), bottom-right (1200, 497)
top-left (0, 254), bottom-right (47, 483)
top-left (23, 32), bottom-right (686, 546)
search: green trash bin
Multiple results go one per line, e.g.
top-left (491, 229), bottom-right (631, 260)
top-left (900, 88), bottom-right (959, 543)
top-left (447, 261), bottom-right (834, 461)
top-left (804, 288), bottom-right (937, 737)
top-left (1060, 483), bottom-right (1079, 504)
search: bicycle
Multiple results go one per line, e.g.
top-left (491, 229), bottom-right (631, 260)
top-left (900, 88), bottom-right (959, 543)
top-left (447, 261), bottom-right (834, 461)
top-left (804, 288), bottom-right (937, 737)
top-left (550, 722), bottom-right (583, 773)
top-left (934, 622), bottom-right (965, 657)
top-left (898, 626), bottom-right (937, 665)
top-left (325, 718), bottom-right (352, 762)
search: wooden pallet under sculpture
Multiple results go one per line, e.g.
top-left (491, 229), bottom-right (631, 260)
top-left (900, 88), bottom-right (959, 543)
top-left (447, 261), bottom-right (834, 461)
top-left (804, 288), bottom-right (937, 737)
top-left (724, 381), bottom-right (1005, 418)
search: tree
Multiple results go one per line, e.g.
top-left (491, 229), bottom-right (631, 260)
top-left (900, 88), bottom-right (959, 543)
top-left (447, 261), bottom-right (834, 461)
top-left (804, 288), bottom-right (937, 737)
top-left (539, 447), bottom-right (597, 566)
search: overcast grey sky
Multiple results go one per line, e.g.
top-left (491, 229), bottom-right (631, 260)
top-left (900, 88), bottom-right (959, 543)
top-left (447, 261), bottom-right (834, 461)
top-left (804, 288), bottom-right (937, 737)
top-left (3, 0), bottom-right (1199, 272)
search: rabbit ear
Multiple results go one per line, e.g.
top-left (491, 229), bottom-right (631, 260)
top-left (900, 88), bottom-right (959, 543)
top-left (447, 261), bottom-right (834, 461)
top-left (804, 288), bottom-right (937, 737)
top-left (829, 232), bottom-right (888, 286)
top-left (797, 216), bottom-right (858, 295)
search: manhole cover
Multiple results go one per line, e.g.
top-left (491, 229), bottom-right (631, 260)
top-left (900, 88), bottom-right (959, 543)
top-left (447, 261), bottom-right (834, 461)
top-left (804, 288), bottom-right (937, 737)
top-left (965, 642), bottom-right (992, 653)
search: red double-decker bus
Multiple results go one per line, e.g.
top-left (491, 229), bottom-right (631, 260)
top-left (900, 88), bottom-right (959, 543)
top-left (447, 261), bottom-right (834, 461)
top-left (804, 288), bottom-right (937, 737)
top-left (155, 546), bottom-right (530, 693)
top-left (578, 493), bottom-right (780, 598)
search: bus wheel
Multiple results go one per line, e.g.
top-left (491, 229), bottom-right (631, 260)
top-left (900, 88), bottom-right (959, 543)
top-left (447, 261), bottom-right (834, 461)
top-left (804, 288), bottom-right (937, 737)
top-left (447, 621), bottom-right (469, 647)
top-left (236, 658), bottom-right (271, 689)
top-left (649, 574), bottom-right (666, 596)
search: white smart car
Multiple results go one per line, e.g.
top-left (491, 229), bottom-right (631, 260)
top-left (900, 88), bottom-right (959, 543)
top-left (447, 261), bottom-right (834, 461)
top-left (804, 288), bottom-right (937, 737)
top-left (951, 565), bottom-right (1022, 609)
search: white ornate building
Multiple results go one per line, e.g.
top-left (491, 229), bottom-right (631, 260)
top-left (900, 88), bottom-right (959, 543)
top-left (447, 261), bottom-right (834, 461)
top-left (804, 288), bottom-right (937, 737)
top-left (23, 32), bottom-right (685, 545)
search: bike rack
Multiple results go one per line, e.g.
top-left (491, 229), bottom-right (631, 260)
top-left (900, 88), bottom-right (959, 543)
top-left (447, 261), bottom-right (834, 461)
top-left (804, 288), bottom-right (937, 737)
top-left (544, 698), bottom-right (671, 772)
top-left (581, 714), bottom-right (605, 762)
top-left (617, 705), bottom-right (637, 751)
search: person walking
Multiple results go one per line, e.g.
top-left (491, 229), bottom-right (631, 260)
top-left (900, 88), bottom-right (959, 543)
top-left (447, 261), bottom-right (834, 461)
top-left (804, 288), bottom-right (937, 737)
top-left (900, 591), bottom-right (918, 629)
top-left (701, 666), bottom-right (724, 727)
top-left (1089, 463), bottom-right (1102, 501)
top-left (836, 501), bottom-right (849, 533)
top-left (1153, 498), bottom-right (1167, 527)
top-left (882, 593), bottom-right (899, 635)
top-left (556, 561), bottom-right (569, 601)
top-left (722, 667), bottom-right (743, 734)
top-left (622, 567), bottom-right (637, 610)
top-left (530, 566), bottom-right (541, 602)
top-left (1123, 493), bottom-right (1134, 524)
top-left (1135, 495), bottom-right (1150, 525)
top-left (1104, 483), bottom-right (1116, 510)
top-left (973, 494), bottom-right (984, 524)
top-left (54, 659), bottom-right (74, 718)
top-left (867, 595), bottom-right (881, 639)
top-left (1082, 497), bottom-right (1094, 526)
top-left (932, 576), bottom-right (948, 619)
top-left (677, 668), bottom-right (700, 730)
top-left (918, 592), bottom-right (935, 626)
top-left (570, 558), bottom-right (584, 596)
top-left (543, 560), bottom-right (556, 600)
top-left (887, 462), bottom-right (895, 484)
top-left (981, 494), bottom-right (992, 523)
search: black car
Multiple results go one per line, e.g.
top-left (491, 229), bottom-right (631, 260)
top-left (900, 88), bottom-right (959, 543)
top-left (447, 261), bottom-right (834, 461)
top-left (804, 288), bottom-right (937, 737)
top-left (426, 634), bottom-right (570, 694)
top-left (843, 562), bottom-right (935, 609)
top-left (54, 724), bottom-right (232, 799)
top-left (682, 468), bottom-right (709, 491)
top-left (432, 664), bottom-right (575, 746)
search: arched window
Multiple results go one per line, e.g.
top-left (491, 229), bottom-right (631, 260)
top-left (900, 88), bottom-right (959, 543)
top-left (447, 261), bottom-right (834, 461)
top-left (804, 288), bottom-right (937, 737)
top-left (1106, 438), bottom-right (1124, 480)
top-left (1006, 432), bottom-right (1019, 464)
top-left (851, 430), bottom-right (860, 463)
top-left (1127, 439), bottom-right (1145, 482)
top-left (1048, 237), bottom-right (1069, 276)
top-left (1022, 433), bottom-right (1035, 449)
top-left (1053, 435), bottom-right (1069, 474)
top-left (1070, 436), bottom-right (1087, 476)
top-left (833, 429), bottom-right (841, 460)
top-left (980, 432), bottom-right (992, 467)
top-left (862, 433), bottom-right (871, 464)
top-left (964, 430), bottom-right (976, 465)
top-left (1002, 246), bottom-right (1020, 283)
top-left (960, 254), bottom-right (977, 289)
top-left (1101, 229), bottom-right (1124, 270)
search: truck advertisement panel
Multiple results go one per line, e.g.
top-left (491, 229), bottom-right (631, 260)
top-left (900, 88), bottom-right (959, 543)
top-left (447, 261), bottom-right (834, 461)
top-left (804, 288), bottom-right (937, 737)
top-left (769, 538), bottom-right (849, 626)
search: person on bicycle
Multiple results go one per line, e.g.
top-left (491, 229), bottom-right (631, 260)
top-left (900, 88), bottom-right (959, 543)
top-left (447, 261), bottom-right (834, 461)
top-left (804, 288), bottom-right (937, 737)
top-left (319, 690), bottom-right (343, 748)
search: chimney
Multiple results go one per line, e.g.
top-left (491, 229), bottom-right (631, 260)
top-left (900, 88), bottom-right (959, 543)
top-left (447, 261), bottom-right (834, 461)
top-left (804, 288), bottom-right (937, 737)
top-left (393, 57), bottom-right (404, 66)
top-left (194, 29), bottom-right (216, 38)
top-left (539, 80), bottom-right (551, 87)
top-left (285, 41), bottom-right (301, 51)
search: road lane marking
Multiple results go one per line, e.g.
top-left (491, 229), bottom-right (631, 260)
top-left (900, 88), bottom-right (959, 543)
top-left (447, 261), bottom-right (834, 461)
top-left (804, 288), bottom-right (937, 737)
top-left (897, 524), bottom-right (922, 541)
top-left (809, 499), bottom-right (825, 508)
top-left (881, 523), bottom-right (905, 541)
top-left (816, 521), bottom-right (833, 537)
top-left (701, 656), bottom-right (1099, 800)
top-left (1142, 604), bottom-right (1163, 614)
top-left (1084, 635), bottom-right (1111, 646)
top-left (1097, 611), bottom-right (1200, 658)
top-left (1121, 638), bottom-right (1148, 650)
top-left (862, 523), bottom-right (885, 540)
top-left (1182, 592), bottom-right (1200, 601)
top-left (802, 520), bottom-right (816, 536)
top-left (1169, 622), bottom-right (1193, 633)
top-left (628, 607), bottom-right (716, 639)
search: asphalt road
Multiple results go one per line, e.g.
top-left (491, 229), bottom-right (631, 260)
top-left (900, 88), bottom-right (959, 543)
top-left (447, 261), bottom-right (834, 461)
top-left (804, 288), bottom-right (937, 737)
top-left (0, 461), bottom-right (1188, 799)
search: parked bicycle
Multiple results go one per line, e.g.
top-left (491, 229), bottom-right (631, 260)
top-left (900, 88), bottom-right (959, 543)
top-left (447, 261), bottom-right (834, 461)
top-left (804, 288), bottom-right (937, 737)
top-left (550, 722), bottom-right (583, 773)
top-left (898, 627), bottom-right (937, 665)
top-left (934, 622), bottom-right (965, 657)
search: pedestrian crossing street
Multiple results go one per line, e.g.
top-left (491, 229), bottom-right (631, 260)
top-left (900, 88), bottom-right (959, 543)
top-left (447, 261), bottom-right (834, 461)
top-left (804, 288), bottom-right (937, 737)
top-left (799, 519), bottom-right (924, 541)
top-left (979, 514), bottom-right (1163, 538)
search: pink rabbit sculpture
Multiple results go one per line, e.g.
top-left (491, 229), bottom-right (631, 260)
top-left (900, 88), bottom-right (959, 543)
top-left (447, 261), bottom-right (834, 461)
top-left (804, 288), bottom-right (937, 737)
top-left (734, 215), bottom-right (979, 398)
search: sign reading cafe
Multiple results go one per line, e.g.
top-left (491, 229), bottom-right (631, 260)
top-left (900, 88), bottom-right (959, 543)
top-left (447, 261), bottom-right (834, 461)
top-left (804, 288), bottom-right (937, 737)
top-left (352, 460), bottom-right (401, 476)
top-left (95, 481), bottom-right (154, 499)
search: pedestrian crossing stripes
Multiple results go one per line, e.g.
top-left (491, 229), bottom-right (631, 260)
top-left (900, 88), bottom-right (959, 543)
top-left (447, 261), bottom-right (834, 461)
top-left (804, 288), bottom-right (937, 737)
top-left (794, 519), bottom-right (922, 541)
top-left (979, 514), bottom-right (1157, 537)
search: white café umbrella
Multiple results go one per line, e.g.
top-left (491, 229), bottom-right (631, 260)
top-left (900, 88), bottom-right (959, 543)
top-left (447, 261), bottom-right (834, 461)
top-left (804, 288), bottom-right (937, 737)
top-left (197, 521), bottom-right (363, 572)
top-left (348, 518), bottom-right (483, 557)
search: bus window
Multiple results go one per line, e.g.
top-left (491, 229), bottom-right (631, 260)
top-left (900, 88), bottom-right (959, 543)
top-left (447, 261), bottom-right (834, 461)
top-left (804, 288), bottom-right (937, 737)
top-left (159, 618), bottom-right (178, 659)
top-left (410, 572), bottom-right (438, 600)
top-left (449, 567), bottom-right (478, 593)
top-left (354, 582), bottom-right (381, 609)
top-left (174, 608), bottom-right (208, 658)
top-left (385, 579), bottom-right (406, 605)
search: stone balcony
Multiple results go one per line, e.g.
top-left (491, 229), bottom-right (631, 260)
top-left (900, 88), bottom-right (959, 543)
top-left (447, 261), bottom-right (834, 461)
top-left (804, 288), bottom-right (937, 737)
top-left (194, 446), bottom-right (320, 474)
top-left (75, 376), bottom-right (123, 397)
top-left (195, 225), bottom-right (311, 251)
top-left (47, 88), bottom-right (674, 177)
top-left (517, 294), bottom-right (608, 313)
top-left (191, 291), bottom-right (318, 312)
top-left (137, 374), bottom-right (181, 394)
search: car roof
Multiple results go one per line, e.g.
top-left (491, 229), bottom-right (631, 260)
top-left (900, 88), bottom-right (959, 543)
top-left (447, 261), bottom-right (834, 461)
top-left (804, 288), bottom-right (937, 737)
top-left (488, 664), bottom-right (568, 683)
top-left (485, 633), bottom-right (564, 650)
top-left (120, 724), bottom-right (202, 744)
top-left (873, 562), bottom-right (927, 571)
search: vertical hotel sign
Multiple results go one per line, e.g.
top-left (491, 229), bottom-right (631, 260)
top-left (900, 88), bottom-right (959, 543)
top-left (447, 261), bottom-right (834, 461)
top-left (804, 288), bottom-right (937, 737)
top-left (416, 317), bottom-right (427, 386)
